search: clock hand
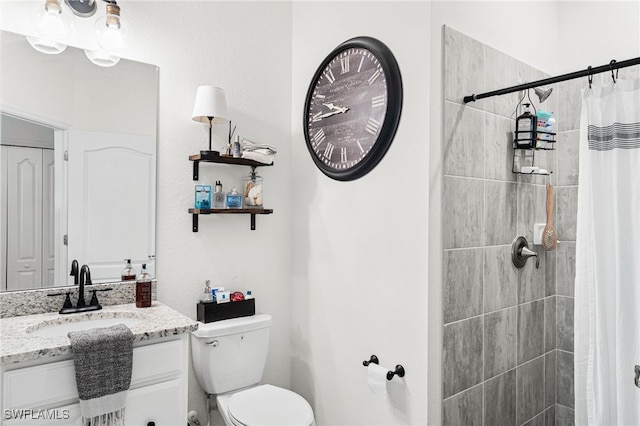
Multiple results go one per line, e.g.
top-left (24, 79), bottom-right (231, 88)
top-left (323, 103), bottom-right (349, 114)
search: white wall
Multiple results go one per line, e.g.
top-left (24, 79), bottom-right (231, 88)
top-left (291, 2), bottom-right (430, 425)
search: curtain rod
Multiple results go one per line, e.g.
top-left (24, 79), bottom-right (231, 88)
top-left (463, 56), bottom-right (640, 103)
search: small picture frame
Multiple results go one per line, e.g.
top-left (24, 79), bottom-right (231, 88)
top-left (195, 185), bottom-right (212, 209)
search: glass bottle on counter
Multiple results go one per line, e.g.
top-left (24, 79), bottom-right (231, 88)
top-left (121, 258), bottom-right (136, 281)
top-left (243, 169), bottom-right (263, 208)
top-left (136, 263), bottom-right (152, 308)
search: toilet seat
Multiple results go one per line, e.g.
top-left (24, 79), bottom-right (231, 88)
top-left (227, 384), bottom-right (314, 426)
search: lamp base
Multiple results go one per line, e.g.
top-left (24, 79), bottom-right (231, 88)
top-left (200, 150), bottom-right (220, 160)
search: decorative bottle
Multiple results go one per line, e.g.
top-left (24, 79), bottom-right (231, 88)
top-left (225, 188), bottom-right (243, 209)
top-left (135, 263), bottom-right (152, 308)
top-left (121, 259), bottom-right (136, 281)
top-left (243, 169), bottom-right (263, 208)
top-left (213, 181), bottom-right (225, 209)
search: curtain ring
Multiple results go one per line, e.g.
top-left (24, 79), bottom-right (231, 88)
top-left (587, 66), bottom-right (593, 89)
top-left (609, 60), bottom-right (617, 83)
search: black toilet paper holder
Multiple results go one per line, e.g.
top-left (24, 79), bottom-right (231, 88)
top-left (362, 355), bottom-right (406, 381)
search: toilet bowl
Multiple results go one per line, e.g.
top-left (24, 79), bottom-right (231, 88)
top-left (217, 384), bottom-right (315, 426)
top-left (191, 314), bottom-right (315, 426)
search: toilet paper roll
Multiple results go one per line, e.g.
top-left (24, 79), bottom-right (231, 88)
top-left (367, 363), bottom-right (388, 398)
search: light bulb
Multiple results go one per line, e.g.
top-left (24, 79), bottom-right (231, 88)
top-left (26, 36), bottom-right (67, 55)
top-left (30, 0), bottom-right (74, 41)
top-left (94, 3), bottom-right (132, 52)
top-left (84, 49), bottom-right (121, 67)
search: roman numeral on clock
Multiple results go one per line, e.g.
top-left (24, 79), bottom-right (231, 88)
top-left (365, 118), bottom-right (381, 135)
top-left (325, 69), bottom-right (335, 84)
top-left (372, 95), bottom-right (385, 108)
top-left (340, 57), bottom-right (350, 74)
top-left (340, 147), bottom-right (347, 162)
top-left (312, 128), bottom-right (326, 146)
top-left (323, 142), bottom-right (335, 159)
top-left (368, 70), bottom-right (381, 85)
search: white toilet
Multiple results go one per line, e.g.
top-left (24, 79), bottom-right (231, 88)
top-left (191, 314), bottom-right (315, 426)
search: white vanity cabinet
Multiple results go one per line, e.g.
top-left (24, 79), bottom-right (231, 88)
top-left (1, 336), bottom-right (188, 426)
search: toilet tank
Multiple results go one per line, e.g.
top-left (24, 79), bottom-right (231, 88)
top-left (191, 314), bottom-right (271, 394)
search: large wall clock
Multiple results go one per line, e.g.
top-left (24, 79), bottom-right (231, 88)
top-left (303, 36), bottom-right (403, 181)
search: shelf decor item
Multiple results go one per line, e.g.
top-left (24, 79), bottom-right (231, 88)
top-left (192, 85), bottom-right (229, 160)
top-left (303, 36), bottom-right (403, 181)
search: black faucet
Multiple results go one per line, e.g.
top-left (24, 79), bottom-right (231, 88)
top-left (77, 264), bottom-right (92, 308)
top-left (56, 263), bottom-right (104, 314)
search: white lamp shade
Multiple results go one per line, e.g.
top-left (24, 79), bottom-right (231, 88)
top-left (192, 86), bottom-right (229, 124)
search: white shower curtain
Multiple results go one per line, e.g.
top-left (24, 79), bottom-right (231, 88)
top-left (575, 77), bottom-right (640, 426)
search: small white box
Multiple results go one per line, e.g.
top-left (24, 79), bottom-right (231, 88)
top-left (533, 223), bottom-right (546, 245)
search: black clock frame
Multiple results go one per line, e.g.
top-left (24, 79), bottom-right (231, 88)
top-left (303, 36), bottom-right (403, 181)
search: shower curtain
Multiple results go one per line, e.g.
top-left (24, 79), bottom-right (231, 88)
top-left (575, 77), bottom-right (640, 426)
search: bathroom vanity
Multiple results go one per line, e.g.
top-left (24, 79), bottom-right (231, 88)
top-left (0, 303), bottom-right (198, 425)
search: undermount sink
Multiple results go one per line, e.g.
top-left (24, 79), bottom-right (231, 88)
top-left (27, 317), bottom-right (143, 338)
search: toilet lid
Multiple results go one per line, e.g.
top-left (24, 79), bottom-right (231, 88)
top-left (228, 384), bottom-right (314, 426)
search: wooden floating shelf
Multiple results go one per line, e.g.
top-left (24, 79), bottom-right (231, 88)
top-left (189, 208), bottom-right (274, 232)
top-left (189, 154), bottom-right (273, 180)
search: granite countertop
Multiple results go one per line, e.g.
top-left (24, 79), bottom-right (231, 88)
top-left (0, 302), bottom-right (198, 366)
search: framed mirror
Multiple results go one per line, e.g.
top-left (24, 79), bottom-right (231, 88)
top-left (0, 30), bottom-right (158, 291)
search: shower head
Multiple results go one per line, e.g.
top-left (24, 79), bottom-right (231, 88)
top-left (534, 87), bottom-right (553, 103)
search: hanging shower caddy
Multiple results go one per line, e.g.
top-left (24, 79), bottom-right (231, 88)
top-left (512, 95), bottom-right (556, 175)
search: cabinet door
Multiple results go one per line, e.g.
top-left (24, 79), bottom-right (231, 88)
top-left (125, 378), bottom-right (184, 426)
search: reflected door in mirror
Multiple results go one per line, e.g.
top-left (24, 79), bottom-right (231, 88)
top-left (67, 130), bottom-right (156, 281)
top-left (1, 146), bottom-right (55, 290)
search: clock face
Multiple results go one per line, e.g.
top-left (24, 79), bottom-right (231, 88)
top-left (303, 37), bottom-right (402, 181)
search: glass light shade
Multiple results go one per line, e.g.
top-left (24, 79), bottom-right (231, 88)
top-left (94, 11), bottom-right (132, 52)
top-left (84, 49), bottom-right (121, 67)
top-left (192, 86), bottom-right (229, 124)
top-left (30, 0), bottom-right (74, 41)
top-left (26, 36), bottom-right (67, 55)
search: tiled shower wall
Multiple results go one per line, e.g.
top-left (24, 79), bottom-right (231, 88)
top-left (441, 26), bottom-right (577, 426)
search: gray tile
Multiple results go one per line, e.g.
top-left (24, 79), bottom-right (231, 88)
top-left (545, 297), bottom-right (556, 352)
top-left (519, 245), bottom-right (546, 304)
top-left (444, 101), bottom-right (485, 178)
top-left (555, 186), bottom-right (578, 242)
top-left (545, 405), bottom-right (556, 426)
top-left (523, 413), bottom-right (546, 426)
top-left (484, 113), bottom-right (515, 181)
top-left (556, 242), bottom-right (575, 297)
top-left (484, 180), bottom-right (517, 246)
top-left (484, 370), bottom-right (516, 426)
top-left (443, 385), bottom-right (483, 426)
top-left (484, 245), bottom-right (518, 312)
top-left (545, 248), bottom-right (556, 297)
top-left (443, 26), bottom-right (485, 106)
top-left (557, 78), bottom-right (583, 132)
top-left (444, 176), bottom-right (484, 249)
top-left (517, 182), bottom-right (546, 242)
top-left (557, 351), bottom-right (575, 408)
top-left (545, 350), bottom-right (557, 409)
top-left (518, 300), bottom-right (544, 364)
top-left (555, 404), bottom-right (575, 426)
top-left (444, 248), bottom-right (483, 324)
top-left (484, 307), bottom-right (517, 379)
top-left (556, 131), bottom-right (579, 186)
top-left (517, 357), bottom-right (545, 425)
top-left (483, 46), bottom-right (527, 119)
top-left (443, 317), bottom-right (484, 398)
top-left (556, 297), bottom-right (574, 352)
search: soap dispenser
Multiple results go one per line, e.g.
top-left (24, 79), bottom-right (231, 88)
top-left (200, 280), bottom-right (214, 304)
top-left (136, 263), bottom-right (152, 308)
top-left (213, 181), bottom-right (225, 209)
top-left (515, 103), bottom-right (536, 148)
top-left (121, 259), bottom-right (136, 281)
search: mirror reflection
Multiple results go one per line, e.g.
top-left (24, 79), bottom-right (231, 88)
top-left (0, 30), bottom-right (158, 292)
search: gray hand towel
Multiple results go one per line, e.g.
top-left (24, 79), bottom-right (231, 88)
top-left (68, 323), bottom-right (134, 426)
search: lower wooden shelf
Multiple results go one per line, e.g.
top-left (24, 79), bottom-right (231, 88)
top-left (188, 208), bottom-right (274, 232)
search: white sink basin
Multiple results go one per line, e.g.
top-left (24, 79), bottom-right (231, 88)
top-left (28, 317), bottom-right (143, 338)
